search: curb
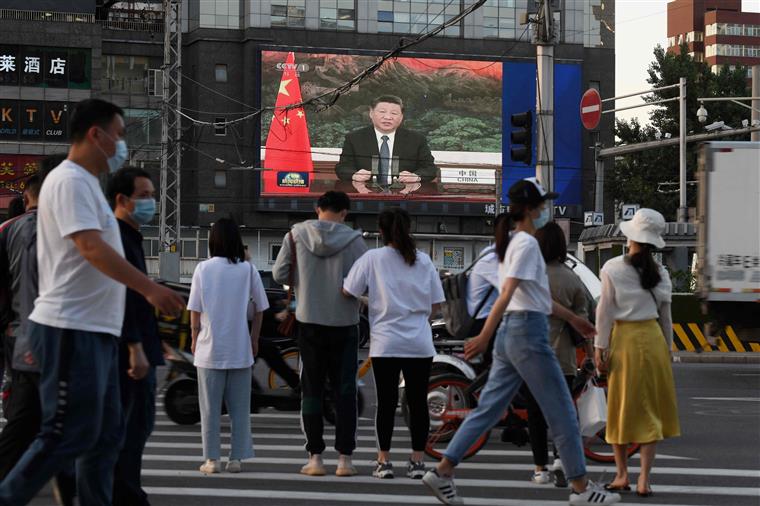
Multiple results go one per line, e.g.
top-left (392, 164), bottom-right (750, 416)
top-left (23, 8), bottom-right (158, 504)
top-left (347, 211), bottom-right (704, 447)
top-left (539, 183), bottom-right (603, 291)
top-left (672, 352), bottom-right (760, 364)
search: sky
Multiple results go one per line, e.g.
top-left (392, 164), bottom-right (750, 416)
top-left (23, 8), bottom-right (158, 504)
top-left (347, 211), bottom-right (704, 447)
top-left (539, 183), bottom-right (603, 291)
top-left (615, 0), bottom-right (760, 125)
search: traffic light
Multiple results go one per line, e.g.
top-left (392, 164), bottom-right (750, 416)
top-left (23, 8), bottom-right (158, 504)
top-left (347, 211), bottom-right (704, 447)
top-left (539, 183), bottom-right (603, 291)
top-left (510, 111), bottom-right (533, 165)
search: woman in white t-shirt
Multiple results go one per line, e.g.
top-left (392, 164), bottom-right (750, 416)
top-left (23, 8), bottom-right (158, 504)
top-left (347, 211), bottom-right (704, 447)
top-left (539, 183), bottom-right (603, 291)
top-left (344, 208), bottom-right (445, 480)
top-left (187, 218), bottom-right (269, 475)
top-left (423, 179), bottom-right (621, 506)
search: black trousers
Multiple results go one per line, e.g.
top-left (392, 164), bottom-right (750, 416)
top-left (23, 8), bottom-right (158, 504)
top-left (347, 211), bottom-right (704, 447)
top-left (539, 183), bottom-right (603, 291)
top-left (523, 375), bottom-right (575, 467)
top-left (372, 356), bottom-right (433, 453)
top-left (258, 338), bottom-right (300, 390)
top-left (297, 322), bottom-right (358, 455)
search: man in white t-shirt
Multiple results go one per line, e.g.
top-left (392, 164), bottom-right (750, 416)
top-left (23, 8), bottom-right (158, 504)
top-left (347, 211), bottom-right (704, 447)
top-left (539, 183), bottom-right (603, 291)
top-left (0, 99), bottom-right (184, 506)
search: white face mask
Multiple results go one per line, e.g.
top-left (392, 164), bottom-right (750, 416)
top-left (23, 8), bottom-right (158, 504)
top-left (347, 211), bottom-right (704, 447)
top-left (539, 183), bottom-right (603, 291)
top-left (96, 128), bottom-right (128, 174)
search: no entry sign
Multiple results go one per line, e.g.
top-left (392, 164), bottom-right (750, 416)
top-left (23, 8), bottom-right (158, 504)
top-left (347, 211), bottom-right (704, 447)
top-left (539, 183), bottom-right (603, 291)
top-left (580, 88), bottom-right (602, 130)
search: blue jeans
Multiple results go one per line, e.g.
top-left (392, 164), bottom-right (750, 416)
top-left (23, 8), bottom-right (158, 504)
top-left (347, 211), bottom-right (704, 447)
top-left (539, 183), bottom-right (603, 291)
top-left (197, 367), bottom-right (254, 461)
top-left (113, 364), bottom-right (156, 506)
top-left (443, 311), bottom-right (587, 481)
top-left (0, 322), bottom-right (123, 506)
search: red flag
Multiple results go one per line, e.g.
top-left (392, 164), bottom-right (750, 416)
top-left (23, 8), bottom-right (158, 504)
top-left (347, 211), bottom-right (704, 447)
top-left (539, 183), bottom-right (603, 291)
top-left (263, 52), bottom-right (314, 194)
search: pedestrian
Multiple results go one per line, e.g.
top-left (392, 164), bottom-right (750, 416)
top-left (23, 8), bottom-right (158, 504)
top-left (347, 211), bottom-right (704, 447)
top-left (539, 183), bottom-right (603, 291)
top-left (188, 217), bottom-right (269, 474)
top-left (422, 177), bottom-right (621, 506)
top-left (272, 191), bottom-right (368, 477)
top-left (343, 207), bottom-right (445, 480)
top-left (6, 196), bottom-right (25, 221)
top-left (594, 208), bottom-right (680, 497)
top-left (0, 155), bottom-right (77, 506)
top-left (524, 222), bottom-right (592, 487)
top-left (0, 98), bottom-right (184, 506)
top-left (106, 167), bottom-right (164, 505)
top-left (465, 213), bottom-right (509, 365)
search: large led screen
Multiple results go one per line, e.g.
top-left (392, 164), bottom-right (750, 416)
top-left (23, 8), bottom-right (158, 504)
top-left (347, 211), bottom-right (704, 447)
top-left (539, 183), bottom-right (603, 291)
top-left (260, 50), bottom-right (502, 204)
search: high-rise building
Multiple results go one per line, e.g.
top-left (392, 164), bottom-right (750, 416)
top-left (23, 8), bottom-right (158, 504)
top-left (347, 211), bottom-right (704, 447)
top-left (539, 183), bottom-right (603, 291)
top-left (667, 0), bottom-right (760, 76)
top-left (1, 0), bottom-right (616, 279)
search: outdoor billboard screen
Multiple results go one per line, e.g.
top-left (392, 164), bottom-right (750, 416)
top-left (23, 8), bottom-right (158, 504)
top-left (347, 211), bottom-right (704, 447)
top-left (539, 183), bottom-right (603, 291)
top-left (259, 50), bottom-right (502, 206)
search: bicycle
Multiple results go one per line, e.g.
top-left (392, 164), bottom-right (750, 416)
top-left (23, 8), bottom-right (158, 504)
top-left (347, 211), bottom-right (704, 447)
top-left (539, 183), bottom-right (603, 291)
top-left (423, 357), bottom-right (641, 463)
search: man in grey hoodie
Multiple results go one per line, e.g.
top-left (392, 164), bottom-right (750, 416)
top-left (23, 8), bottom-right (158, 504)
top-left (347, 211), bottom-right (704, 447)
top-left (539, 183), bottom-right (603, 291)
top-left (273, 191), bottom-right (367, 477)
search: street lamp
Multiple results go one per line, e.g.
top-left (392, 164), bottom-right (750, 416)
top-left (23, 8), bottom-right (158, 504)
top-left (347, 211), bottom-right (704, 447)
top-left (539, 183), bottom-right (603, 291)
top-left (697, 103), bottom-right (708, 123)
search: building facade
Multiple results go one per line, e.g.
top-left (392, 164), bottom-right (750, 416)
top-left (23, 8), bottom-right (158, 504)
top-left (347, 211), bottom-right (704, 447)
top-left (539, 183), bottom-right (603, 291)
top-left (667, 0), bottom-right (760, 76)
top-left (0, 0), bottom-right (615, 280)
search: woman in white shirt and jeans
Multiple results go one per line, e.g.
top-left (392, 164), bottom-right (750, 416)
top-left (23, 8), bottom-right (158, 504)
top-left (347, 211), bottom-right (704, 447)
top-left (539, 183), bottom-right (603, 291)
top-left (422, 178), bottom-right (621, 506)
top-left (594, 209), bottom-right (680, 497)
top-left (344, 207), bottom-right (445, 480)
top-left (188, 218), bottom-right (269, 475)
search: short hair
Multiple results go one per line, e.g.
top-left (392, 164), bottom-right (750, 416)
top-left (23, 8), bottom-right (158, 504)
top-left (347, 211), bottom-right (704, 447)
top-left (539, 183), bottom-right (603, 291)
top-left (535, 221), bottom-right (567, 263)
top-left (24, 175), bottom-right (41, 200)
top-left (69, 99), bottom-right (125, 142)
top-left (316, 191), bottom-right (351, 213)
top-left (209, 217), bottom-right (245, 264)
top-left (106, 167), bottom-right (152, 210)
top-left (371, 95), bottom-right (404, 113)
top-left (38, 153), bottom-right (67, 187)
top-left (7, 196), bottom-right (25, 219)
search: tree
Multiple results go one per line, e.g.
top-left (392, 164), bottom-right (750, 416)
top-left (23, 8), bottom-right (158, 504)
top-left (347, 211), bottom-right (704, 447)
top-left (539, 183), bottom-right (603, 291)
top-left (610, 45), bottom-right (749, 220)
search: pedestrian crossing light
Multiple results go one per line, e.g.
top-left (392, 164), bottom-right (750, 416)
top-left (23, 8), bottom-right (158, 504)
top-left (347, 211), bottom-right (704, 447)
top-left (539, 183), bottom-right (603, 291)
top-left (510, 111), bottom-right (533, 165)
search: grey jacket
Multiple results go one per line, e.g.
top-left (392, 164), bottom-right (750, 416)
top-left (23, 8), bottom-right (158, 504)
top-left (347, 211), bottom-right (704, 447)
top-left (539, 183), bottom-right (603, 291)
top-left (0, 210), bottom-right (39, 373)
top-left (272, 220), bottom-right (367, 327)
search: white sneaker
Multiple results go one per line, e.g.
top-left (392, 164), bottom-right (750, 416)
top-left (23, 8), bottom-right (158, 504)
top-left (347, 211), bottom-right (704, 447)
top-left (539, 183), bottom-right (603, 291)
top-left (422, 469), bottom-right (464, 505)
top-left (569, 480), bottom-right (621, 504)
top-left (226, 459), bottom-right (242, 473)
top-left (531, 470), bottom-right (552, 484)
top-left (300, 454), bottom-right (326, 476)
top-left (199, 459), bottom-right (220, 474)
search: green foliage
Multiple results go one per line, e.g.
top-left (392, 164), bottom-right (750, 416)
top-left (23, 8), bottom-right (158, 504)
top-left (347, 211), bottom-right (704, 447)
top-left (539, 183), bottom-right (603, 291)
top-left (611, 45), bottom-right (750, 220)
top-left (670, 269), bottom-right (697, 293)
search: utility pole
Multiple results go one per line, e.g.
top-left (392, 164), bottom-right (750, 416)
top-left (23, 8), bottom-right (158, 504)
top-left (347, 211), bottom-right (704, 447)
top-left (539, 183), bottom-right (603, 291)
top-left (678, 76), bottom-right (687, 223)
top-left (534, 0), bottom-right (555, 210)
top-left (753, 65), bottom-right (760, 143)
top-left (159, 0), bottom-right (182, 281)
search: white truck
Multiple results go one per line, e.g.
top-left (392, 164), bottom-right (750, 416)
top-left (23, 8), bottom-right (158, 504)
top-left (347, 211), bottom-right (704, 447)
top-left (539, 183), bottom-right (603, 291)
top-left (697, 141), bottom-right (760, 342)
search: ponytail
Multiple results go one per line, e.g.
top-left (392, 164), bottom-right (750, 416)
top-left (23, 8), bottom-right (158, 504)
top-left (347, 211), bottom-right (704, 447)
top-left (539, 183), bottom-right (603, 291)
top-left (629, 243), bottom-right (662, 290)
top-left (378, 207), bottom-right (417, 266)
top-left (494, 204), bottom-right (530, 262)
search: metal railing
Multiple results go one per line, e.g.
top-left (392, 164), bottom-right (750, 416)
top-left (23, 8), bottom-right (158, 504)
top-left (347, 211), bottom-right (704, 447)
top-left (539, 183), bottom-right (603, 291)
top-left (98, 19), bottom-right (164, 33)
top-left (0, 9), bottom-right (163, 32)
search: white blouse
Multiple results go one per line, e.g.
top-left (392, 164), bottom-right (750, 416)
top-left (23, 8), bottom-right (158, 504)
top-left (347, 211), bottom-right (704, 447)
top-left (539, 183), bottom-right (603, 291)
top-left (594, 255), bottom-right (673, 350)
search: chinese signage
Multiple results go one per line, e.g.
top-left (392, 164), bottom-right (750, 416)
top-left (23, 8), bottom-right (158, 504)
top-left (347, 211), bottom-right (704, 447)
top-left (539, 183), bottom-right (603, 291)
top-left (0, 45), bottom-right (91, 89)
top-left (443, 247), bottom-right (465, 270)
top-left (0, 155), bottom-right (43, 197)
top-left (0, 100), bottom-right (69, 141)
top-left (439, 168), bottom-right (497, 185)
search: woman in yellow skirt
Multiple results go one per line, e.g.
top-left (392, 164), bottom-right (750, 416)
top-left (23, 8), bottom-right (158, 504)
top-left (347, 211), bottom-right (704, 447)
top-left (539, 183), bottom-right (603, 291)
top-left (593, 208), bottom-right (680, 497)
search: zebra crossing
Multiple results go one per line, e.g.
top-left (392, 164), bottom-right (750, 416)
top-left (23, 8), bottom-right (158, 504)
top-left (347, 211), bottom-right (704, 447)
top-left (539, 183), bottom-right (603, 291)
top-left (134, 405), bottom-right (760, 506)
top-left (3, 393), bottom-right (759, 505)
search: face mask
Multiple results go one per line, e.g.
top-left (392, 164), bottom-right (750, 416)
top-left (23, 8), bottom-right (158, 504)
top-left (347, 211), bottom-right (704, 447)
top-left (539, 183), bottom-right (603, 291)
top-left (533, 207), bottom-right (550, 229)
top-left (131, 198), bottom-right (156, 225)
top-left (96, 129), bottom-right (128, 174)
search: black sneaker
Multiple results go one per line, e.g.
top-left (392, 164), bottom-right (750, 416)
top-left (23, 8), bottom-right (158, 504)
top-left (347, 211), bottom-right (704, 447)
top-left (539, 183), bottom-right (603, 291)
top-left (407, 460), bottom-right (427, 479)
top-left (372, 461), bottom-right (394, 479)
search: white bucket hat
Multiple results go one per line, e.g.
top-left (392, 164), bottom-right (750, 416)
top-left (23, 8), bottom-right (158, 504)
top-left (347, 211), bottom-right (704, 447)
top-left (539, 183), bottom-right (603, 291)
top-left (619, 208), bottom-right (666, 249)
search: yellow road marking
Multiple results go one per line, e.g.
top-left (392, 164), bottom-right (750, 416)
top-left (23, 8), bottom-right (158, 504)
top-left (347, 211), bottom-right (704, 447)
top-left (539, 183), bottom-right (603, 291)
top-left (674, 324), bottom-right (696, 352)
top-left (688, 324), bottom-right (713, 352)
top-left (725, 326), bottom-right (747, 353)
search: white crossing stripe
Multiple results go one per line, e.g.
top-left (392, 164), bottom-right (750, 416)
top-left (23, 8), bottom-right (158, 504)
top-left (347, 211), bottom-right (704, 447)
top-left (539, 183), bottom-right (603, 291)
top-left (141, 470), bottom-right (760, 497)
top-left (691, 397), bottom-right (760, 402)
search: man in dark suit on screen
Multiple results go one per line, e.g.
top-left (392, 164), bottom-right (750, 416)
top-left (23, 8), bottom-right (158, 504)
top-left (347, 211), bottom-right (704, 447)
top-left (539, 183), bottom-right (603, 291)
top-left (334, 95), bottom-right (437, 185)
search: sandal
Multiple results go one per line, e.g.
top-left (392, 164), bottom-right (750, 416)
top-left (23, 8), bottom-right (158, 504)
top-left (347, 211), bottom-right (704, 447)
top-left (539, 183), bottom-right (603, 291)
top-left (636, 489), bottom-right (654, 497)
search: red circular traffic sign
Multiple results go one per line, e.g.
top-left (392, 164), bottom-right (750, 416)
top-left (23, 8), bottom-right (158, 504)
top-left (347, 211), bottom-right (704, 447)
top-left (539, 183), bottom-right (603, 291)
top-left (580, 88), bottom-right (602, 130)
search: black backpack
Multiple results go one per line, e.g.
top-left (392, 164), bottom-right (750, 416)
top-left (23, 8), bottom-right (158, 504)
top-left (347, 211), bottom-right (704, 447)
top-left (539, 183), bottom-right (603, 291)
top-left (441, 250), bottom-right (496, 339)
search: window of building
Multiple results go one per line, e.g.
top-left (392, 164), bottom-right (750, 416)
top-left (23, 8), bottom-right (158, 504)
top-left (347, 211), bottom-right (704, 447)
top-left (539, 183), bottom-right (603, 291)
top-left (320, 0), bottom-right (356, 30)
top-left (214, 170), bottom-right (227, 188)
top-left (271, 0), bottom-right (306, 28)
top-left (199, 0), bottom-right (239, 29)
top-left (123, 109), bottom-right (161, 157)
top-left (483, 0), bottom-right (516, 39)
top-left (269, 243), bottom-right (282, 264)
top-left (101, 55), bottom-right (153, 94)
top-left (685, 31), bottom-right (703, 43)
top-left (378, 0), bottom-right (462, 37)
top-left (215, 64), bottom-right (227, 82)
top-left (214, 117), bottom-right (227, 136)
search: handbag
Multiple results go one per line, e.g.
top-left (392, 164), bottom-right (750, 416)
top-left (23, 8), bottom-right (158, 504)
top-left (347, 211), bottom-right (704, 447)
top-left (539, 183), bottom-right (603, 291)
top-left (277, 232), bottom-right (298, 337)
top-left (576, 378), bottom-right (607, 437)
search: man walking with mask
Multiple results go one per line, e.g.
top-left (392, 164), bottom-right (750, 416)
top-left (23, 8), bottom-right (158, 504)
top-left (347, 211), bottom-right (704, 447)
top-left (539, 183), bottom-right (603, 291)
top-left (107, 167), bottom-right (162, 506)
top-left (0, 99), bottom-right (184, 506)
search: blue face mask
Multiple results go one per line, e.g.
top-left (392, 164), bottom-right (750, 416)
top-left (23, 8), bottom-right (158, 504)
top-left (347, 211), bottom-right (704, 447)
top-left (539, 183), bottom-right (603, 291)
top-left (97, 129), bottom-right (128, 174)
top-left (533, 207), bottom-right (550, 229)
top-left (131, 198), bottom-right (156, 225)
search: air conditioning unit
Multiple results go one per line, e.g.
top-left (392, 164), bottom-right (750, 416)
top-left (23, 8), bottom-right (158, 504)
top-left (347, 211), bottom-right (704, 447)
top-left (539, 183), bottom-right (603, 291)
top-left (147, 69), bottom-right (163, 96)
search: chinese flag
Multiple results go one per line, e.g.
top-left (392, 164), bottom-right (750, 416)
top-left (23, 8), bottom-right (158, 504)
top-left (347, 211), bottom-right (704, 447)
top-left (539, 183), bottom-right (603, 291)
top-left (263, 52), bottom-right (314, 194)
